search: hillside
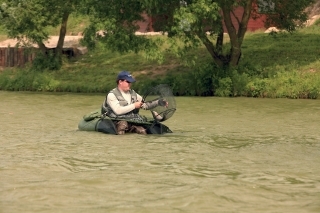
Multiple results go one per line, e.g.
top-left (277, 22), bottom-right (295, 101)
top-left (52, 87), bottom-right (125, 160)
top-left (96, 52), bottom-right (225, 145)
top-left (306, 0), bottom-right (320, 17)
top-left (0, 1), bottom-right (320, 98)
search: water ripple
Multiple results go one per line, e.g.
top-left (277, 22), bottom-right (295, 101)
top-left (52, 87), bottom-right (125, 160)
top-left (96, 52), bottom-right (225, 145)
top-left (55, 157), bottom-right (111, 173)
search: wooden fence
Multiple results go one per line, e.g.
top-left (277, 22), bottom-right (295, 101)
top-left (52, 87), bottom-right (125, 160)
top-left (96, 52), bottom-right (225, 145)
top-left (0, 47), bottom-right (36, 67)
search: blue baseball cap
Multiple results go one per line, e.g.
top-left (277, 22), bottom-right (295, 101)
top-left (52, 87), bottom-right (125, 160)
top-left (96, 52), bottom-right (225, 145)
top-left (117, 71), bottom-right (136, 83)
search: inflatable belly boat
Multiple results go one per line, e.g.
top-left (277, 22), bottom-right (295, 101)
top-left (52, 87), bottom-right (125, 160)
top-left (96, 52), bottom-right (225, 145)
top-left (78, 109), bottom-right (173, 135)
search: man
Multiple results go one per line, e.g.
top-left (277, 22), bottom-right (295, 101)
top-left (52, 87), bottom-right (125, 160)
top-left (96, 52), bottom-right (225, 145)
top-left (101, 70), bottom-right (167, 135)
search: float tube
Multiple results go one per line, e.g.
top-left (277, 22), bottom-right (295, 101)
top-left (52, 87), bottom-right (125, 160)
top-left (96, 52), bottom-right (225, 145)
top-left (78, 109), bottom-right (173, 135)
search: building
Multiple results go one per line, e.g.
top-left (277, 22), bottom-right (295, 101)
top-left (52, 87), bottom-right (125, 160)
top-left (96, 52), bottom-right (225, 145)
top-left (136, 2), bottom-right (267, 33)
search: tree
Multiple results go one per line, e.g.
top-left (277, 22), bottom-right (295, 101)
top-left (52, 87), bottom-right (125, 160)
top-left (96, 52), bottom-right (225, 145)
top-left (0, 0), bottom-right (84, 69)
top-left (84, 0), bottom-right (314, 67)
top-left (82, 0), bottom-right (153, 51)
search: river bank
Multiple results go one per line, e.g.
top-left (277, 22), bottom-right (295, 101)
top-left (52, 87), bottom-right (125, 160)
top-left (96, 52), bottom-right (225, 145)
top-left (0, 24), bottom-right (320, 99)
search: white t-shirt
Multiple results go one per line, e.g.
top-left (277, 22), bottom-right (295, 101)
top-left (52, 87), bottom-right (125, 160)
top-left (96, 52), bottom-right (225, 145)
top-left (107, 90), bottom-right (143, 115)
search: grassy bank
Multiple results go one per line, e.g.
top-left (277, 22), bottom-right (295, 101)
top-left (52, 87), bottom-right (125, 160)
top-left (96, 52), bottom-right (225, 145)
top-left (1, 22), bottom-right (320, 98)
top-left (0, 25), bottom-right (7, 41)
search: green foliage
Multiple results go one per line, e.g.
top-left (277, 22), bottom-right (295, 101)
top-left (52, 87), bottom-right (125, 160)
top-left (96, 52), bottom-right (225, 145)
top-left (0, 0), bottom-right (86, 69)
top-left (0, 69), bottom-right (60, 91)
top-left (188, 62), bottom-right (215, 96)
top-left (314, 18), bottom-right (320, 26)
top-left (150, 62), bottom-right (217, 96)
top-left (2, 70), bottom-right (35, 91)
top-left (0, 72), bottom-right (11, 90)
top-left (84, 0), bottom-right (314, 67)
top-left (1, 0), bottom-right (61, 43)
top-left (83, 0), bottom-right (146, 50)
top-left (0, 24), bottom-right (6, 34)
top-left (243, 71), bottom-right (320, 99)
top-left (268, 71), bottom-right (320, 99)
top-left (1, 25), bottom-right (320, 99)
top-left (246, 78), bottom-right (269, 97)
top-left (262, 0), bottom-right (314, 31)
top-left (230, 69), bottom-right (250, 96)
top-left (215, 77), bottom-right (232, 97)
top-left (47, 14), bottom-right (90, 36)
top-left (155, 62), bottom-right (237, 97)
top-left (1, 0), bottom-right (316, 70)
top-left (32, 73), bottom-right (60, 92)
top-left (32, 51), bottom-right (62, 71)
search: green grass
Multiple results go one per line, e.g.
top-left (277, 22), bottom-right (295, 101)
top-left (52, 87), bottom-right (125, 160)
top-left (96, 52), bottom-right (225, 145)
top-left (0, 25), bottom-right (8, 42)
top-left (241, 26), bottom-right (320, 73)
top-left (1, 21), bottom-right (320, 98)
top-left (0, 14), bottom-right (89, 42)
top-left (46, 14), bottom-right (90, 36)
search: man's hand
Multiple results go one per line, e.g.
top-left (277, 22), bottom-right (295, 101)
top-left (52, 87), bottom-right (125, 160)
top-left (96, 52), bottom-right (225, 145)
top-left (134, 101), bottom-right (144, 109)
top-left (158, 99), bottom-right (168, 107)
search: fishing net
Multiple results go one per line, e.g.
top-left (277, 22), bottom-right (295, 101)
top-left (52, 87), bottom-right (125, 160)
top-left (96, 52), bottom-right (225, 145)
top-left (143, 84), bottom-right (176, 122)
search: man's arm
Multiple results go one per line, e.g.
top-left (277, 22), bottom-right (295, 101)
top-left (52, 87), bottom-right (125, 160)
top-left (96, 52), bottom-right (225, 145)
top-left (107, 93), bottom-right (135, 115)
top-left (137, 94), bottom-right (168, 110)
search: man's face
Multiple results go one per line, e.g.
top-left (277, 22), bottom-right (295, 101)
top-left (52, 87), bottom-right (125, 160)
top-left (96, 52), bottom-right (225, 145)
top-left (118, 79), bottom-right (132, 92)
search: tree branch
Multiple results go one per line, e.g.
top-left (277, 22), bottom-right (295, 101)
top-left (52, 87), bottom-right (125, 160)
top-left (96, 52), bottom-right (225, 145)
top-left (238, 0), bottom-right (254, 46)
top-left (195, 30), bottom-right (224, 67)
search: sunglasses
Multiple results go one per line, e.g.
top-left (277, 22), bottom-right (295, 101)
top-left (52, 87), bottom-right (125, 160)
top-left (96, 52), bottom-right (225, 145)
top-left (122, 80), bottom-right (131, 83)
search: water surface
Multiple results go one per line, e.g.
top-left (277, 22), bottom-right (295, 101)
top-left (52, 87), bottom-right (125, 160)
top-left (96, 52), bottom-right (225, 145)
top-left (1, 91), bottom-right (319, 213)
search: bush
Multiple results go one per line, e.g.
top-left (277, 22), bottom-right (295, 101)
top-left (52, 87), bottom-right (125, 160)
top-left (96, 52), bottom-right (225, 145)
top-left (0, 68), bottom-right (61, 91)
top-left (230, 70), bottom-right (250, 97)
top-left (154, 62), bottom-right (218, 96)
top-left (268, 71), bottom-right (320, 99)
top-left (32, 73), bottom-right (60, 92)
top-left (215, 77), bottom-right (232, 97)
top-left (246, 78), bottom-right (269, 97)
top-left (32, 51), bottom-right (62, 71)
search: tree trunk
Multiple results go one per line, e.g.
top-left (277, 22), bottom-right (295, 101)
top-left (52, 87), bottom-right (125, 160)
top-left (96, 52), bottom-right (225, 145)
top-left (215, 25), bottom-right (224, 55)
top-left (196, 30), bottom-right (224, 67)
top-left (56, 11), bottom-right (70, 55)
top-left (37, 42), bottom-right (47, 55)
top-left (221, 0), bottom-right (254, 66)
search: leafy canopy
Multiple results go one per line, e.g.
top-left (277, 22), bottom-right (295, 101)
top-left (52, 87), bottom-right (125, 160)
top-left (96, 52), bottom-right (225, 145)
top-left (83, 0), bottom-right (314, 67)
top-left (0, 0), bottom-right (315, 69)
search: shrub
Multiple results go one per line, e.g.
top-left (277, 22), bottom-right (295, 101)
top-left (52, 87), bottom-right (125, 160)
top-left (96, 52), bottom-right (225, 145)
top-left (215, 77), bottom-right (232, 97)
top-left (230, 69), bottom-right (250, 97)
top-left (246, 78), bottom-right (269, 97)
top-left (32, 51), bottom-right (62, 71)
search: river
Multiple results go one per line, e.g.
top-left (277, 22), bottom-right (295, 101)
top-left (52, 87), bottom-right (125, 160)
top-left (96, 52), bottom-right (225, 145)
top-left (0, 91), bottom-right (319, 213)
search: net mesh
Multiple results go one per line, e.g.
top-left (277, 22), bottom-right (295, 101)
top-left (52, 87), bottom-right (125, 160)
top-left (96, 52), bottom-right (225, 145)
top-left (143, 84), bottom-right (176, 122)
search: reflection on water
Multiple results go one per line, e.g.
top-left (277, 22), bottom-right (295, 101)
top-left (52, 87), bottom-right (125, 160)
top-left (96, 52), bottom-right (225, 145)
top-left (0, 92), bottom-right (319, 213)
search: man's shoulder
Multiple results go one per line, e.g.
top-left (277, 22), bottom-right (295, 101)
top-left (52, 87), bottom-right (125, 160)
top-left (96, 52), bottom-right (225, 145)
top-left (108, 87), bottom-right (139, 96)
top-left (109, 87), bottom-right (117, 92)
top-left (107, 88), bottom-right (118, 99)
top-left (108, 87), bottom-right (119, 95)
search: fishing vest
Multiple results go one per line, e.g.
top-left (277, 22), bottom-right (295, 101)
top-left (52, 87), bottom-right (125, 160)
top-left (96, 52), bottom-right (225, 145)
top-left (101, 88), bottom-right (143, 121)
